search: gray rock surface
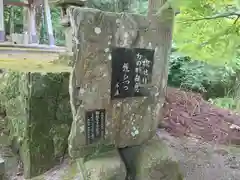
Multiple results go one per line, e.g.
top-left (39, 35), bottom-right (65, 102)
top-left (0, 157), bottom-right (4, 179)
top-left (67, 6), bottom-right (173, 159)
top-left (157, 130), bottom-right (240, 180)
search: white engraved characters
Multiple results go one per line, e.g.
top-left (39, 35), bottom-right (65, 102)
top-left (135, 52), bottom-right (151, 93)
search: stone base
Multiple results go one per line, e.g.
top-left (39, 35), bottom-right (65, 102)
top-left (76, 149), bottom-right (126, 180)
top-left (119, 135), bottom-right (183, 180)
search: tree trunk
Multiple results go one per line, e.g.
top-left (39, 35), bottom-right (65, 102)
top-left (148, 0), bottom-right (174, 98)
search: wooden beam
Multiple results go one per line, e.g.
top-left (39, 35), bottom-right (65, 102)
top-left (23, 7), bottom-right (29, 44)
top-left (0, 0), bottom-right (4, 42)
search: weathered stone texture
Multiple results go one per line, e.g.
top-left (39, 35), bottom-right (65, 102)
top-left (2, 72), bottom-right (72, 178)
top-left (68, 7), bottom-right (172, 158)
top-left (0, 157), bottom-right (4, 180)
top-left (77, 150), bottom-right (126, 180)
top-left (119, 135), bottom-right (183, 180)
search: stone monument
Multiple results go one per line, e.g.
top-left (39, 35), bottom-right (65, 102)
top-left (52, 0), bottom-right (183, 179)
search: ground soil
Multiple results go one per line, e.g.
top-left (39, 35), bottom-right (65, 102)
top-left (161, 87), bottom-right (240, 145)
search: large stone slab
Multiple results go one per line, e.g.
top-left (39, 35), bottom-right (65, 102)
top-left (68, 7), bottom-right (173, 158)
top-left (2, 72), bottom-right (72, 179)
top-left (119, 135), bottom-right (183, 180)
top-left (77, 149), bottom-right (126, 180)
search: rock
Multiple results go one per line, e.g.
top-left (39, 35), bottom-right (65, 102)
top-left (68, 6), bottom-right (170, 158)
top-left (3, 72), bottom-right (72, 179)
top-left (119, 135), bottom-right (183, 180)
top-left (77, 149), bottom-right (126, 180)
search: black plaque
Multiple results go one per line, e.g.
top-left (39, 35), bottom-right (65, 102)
top-left (111, 47), bottom-right (154, 99)
top-left (85, 109), bottom-right (106, 145)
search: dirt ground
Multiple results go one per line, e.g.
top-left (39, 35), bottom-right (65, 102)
top-left (157, 129), bottom-right (240, 180)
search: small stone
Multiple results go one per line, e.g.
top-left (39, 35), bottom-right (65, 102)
top-left (124, 32), bottom-right (129, 38)
top-left (94, 27), bottom-right (101, 34)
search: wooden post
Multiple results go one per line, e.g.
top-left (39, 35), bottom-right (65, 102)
top-left (0, 0), bottom-right (5, 42)
top-left (148, 0), bottom-right (174, 96)
top-left (23, 7), bottom-right (29, 44)
top-left (43, 0), bottom-right (54, 46)
top-left (28, 4), bottom-right (38, 44)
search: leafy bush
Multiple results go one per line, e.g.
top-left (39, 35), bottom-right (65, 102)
top-left (209, 97), bottom-right (239, 111)
top-left (168, 53), bottom-right (236, 99)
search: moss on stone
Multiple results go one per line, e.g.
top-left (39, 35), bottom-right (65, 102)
top-left (0, 71), bottom-right (73, 179)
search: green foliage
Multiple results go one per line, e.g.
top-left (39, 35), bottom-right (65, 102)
top-left (0, 71), bottom-right (21, 100)
top-left (173, 0), bottom-right (240, 64)
top-left (4, 6), bottom-right (23, 33)
top-left (209, 97), bottom-right (239, 111)
top-left (168, 53), bottom-right (236, 98)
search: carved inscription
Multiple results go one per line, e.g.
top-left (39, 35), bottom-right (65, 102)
top-left (111, 47), bottom-right (154, 99)
top-left (85, 109), bottom-right (106, 145)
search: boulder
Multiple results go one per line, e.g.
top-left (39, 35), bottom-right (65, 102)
top-left (119, 135), bottom-right (183, 180)
top-left (77, 149), bottom-right (126, 180)
top-left (2, 72), bottom-right (72, 178)
top-left (68, 6), bottom-right (169, 158)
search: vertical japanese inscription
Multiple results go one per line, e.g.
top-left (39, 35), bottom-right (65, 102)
top-left (85, 109), bottom-right (106, 145)
top-left (111, 47), bottom-right (154, 99)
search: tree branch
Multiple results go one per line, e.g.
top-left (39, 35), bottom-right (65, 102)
top-left (182, 11), bottom-right (240, 22)
top-left (233, 15), bottom-right (240, 24)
